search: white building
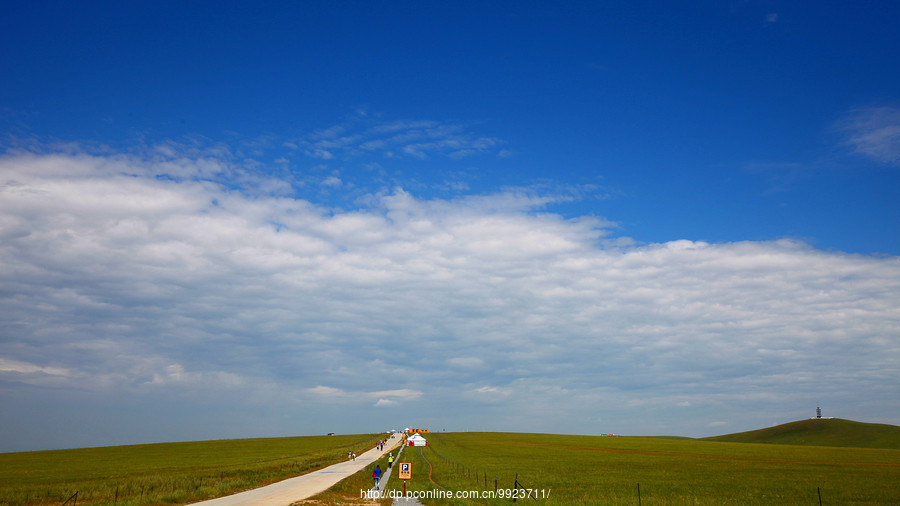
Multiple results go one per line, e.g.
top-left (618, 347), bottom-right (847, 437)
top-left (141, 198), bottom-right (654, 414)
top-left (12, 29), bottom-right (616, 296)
top-left (407, 433), bottom-right (427, 446)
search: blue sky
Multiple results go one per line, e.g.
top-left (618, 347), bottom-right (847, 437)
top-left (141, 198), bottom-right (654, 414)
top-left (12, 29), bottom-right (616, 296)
top-left (1, 1), bottom-right (899, 452)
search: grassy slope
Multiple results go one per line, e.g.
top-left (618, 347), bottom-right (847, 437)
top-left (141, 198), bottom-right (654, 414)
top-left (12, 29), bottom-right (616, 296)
top-left (701, 418), bottom-right (900, 449)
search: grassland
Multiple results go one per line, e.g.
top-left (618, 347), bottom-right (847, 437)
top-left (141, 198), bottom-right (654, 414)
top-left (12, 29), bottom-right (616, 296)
top-left (383, 432), bottom-right (900, 505)
top-left (5, 423), bottom-right (900, 506)
top-left (0, 433), bottom-right (383, 506)
top-left (701, 418), bottom-right (900, 449)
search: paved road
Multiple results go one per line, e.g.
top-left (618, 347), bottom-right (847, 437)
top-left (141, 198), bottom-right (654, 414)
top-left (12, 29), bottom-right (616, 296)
top-left (189, 432), bottom-right (403, 506)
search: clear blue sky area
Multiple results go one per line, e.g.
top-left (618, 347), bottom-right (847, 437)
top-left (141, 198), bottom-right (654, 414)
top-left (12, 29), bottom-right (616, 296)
top-left (1, 1), bottom-right (899, 451)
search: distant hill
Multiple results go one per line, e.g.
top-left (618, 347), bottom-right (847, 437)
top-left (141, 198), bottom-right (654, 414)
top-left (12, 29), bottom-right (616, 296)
top-left (701, 418), bottom-right (900, 449)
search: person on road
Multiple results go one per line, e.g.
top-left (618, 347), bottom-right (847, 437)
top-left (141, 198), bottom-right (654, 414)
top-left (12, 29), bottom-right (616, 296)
top-left (388, 453), bottom-right (394, 468)
top-left (373, 465), bottom-right (382, 488)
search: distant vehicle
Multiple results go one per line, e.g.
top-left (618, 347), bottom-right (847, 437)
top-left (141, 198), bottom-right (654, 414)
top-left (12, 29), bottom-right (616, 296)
top-left (327, 432), bottom-right (335, 436)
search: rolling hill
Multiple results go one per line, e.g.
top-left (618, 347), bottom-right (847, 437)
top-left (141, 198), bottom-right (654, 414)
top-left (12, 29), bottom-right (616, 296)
top-left (701, 418), bottom-right (900, 449)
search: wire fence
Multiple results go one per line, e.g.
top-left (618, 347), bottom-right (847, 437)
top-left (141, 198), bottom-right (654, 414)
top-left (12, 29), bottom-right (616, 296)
top-left (418, 443), bottom-right (831, 504)
top-left (59, 492), bottom-right (77, 506)
top-left (423, 444), bottom-right (538, 501)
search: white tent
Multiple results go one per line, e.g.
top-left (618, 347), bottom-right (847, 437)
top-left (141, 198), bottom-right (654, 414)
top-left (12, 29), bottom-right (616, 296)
top-left (407, 433), bottom-right (427, 446)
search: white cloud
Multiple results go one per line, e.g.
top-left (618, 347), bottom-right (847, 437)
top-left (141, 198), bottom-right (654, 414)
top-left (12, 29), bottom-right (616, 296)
top-left (309, 148), bottom-right (334, 159)
top-left (306, 386), bottom-right (422, 405)
top-left (0, 147), bottom-right (898, 448)
top-left (839, 106), bottom-right (900, 165)
top-left (474, 386), bottom-right (512, 398)
top-left (308, 385), bottom-right (348, 397)
top-left (321, 175), bottom-right (342, 188)
top-left (369, 389), bottom-right (423, 401)
top-left (0, 358), bottom-right (69, 377)
top-left (289, 115), bottom-right (503, 162)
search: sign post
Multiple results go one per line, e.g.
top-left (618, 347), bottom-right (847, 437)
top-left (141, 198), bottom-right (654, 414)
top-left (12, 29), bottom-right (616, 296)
top-left (399, 462), bottom-right (411, 494)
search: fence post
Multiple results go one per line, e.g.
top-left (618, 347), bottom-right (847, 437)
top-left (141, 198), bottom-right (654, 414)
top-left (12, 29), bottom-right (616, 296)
top-left (60, 491), bottom-right (78, 506)
top-left (818, 487), bottom-right (822, 506)
top-left (514, 473), bottom-right (518, 503)
top-left (637, 483), bottom-right (641, 506)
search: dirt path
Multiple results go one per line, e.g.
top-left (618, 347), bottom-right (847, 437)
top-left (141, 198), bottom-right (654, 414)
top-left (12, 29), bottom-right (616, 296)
top-left (190, 433), bottom-right (403, 506)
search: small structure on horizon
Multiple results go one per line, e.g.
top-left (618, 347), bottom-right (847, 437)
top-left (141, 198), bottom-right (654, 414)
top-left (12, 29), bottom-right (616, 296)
top-left (812, 404), bottom-right (834, 420)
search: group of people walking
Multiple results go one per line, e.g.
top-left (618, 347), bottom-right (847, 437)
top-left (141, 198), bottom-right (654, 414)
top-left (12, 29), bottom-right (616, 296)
top-left (344, 435), bottom-right (399, 489)
top-left (373, 450), bottom-right (397, 487)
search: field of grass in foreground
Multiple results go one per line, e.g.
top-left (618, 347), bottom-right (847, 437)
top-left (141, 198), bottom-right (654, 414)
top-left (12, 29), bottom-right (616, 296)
top-left (384, 432), bottom-right (900, 505)
top-left (0, 433), bottom-right (383, 506)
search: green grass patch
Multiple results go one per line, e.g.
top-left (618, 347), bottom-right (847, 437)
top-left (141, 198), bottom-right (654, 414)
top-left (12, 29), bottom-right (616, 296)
top-left (384, 432), bottom-right (900, 505)
top-left (701, 418), bottom-right (900, 449)
top-left (0, 434), bottom-right (384, 506)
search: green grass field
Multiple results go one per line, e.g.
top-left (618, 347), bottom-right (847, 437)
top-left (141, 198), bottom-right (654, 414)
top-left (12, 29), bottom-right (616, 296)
top-left (5, 421), bottom-right (900, 506)
top-left (0, 433), bottom-right (383, 506)
top-left (384, 432), bottom-right (900, 505)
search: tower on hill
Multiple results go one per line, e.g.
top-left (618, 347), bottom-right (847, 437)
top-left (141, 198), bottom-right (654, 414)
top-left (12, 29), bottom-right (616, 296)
top-left (812, 404), bottom-right (833, 420)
